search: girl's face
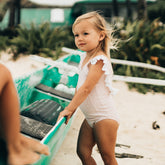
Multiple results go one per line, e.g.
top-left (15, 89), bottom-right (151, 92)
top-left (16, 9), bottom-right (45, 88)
top-left (73, 20), bottom-right (104, 55)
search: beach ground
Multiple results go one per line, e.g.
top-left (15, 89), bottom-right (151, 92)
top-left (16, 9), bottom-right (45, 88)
top-left (52, 81), bottom-right (165, 165)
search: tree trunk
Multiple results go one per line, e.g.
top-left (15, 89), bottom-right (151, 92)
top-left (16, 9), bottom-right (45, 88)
top-left (8, 0), bottom-right (15, 28)
top-left (15, 0), bottom-right (21, 25)
top-left (126, 0), bottom-right (132, 20)
top-left (138, 0), bottom-right (147, 20)
top-left (112, 0), bottom-right (118, 16)
top-left (8, 0), bottom-right (21, 28)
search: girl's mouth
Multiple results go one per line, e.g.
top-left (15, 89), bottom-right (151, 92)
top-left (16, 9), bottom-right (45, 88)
top-left (79, 43), bottom-right (86, 46)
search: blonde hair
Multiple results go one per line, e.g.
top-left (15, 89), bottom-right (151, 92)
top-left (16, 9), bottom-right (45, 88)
top-left (72, 11), bottom-right (118, 58)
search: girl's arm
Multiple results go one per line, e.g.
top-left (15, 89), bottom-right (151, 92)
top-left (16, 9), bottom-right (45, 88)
top-left (58, 60), bottom-right (104, 124)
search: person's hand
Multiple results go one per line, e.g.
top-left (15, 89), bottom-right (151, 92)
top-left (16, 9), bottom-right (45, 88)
top-left (57, 108), bottom-right (73, 124)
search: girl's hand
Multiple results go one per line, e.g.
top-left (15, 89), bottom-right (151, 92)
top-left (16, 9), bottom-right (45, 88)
top-left (57, 108), bottom-right (73, 124)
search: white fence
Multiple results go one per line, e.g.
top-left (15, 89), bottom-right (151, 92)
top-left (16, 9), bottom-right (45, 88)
top-left (62, 47), bottom-right (165, 86)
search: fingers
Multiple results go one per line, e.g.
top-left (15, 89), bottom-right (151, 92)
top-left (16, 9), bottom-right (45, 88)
top-left (57, 109), bottom-right (73, 125)
top-left (57, 115), bottom-right (61, 123)
top-left (20, 135), bottom-right (50, 156)
top-left (65, 115), bottom-right (71, 125)
top-left (57, 111), bottom-right (64, 123)
top-left (57, 113), bottom-right (70, 125)
top-left (57, 111), bottom-right (66, 123)
top-left (57, 110), bottom-right (66, 122)
top-left (34, 143), bottom-right (50, 156)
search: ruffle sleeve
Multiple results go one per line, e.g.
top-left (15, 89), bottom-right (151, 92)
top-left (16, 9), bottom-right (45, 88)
top-left (78, 52), bottom-right (86, 72)
top-left (90, 55), bottom-right (118, 95)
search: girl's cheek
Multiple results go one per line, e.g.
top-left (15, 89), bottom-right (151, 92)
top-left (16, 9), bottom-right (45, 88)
top-left (75, 41), bottom-right (78, 48)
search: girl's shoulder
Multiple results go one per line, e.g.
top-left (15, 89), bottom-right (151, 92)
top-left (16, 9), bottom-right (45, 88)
top-left (90, 54), bottom-right (118, 95)
top-left (90, 54), bottom-right (113, 75)
top-left (90, 54), bottom-right (110, 65)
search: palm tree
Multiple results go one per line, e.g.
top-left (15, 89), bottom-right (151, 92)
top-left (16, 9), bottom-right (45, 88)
top-left (138, 0), bottom-right (147, 20)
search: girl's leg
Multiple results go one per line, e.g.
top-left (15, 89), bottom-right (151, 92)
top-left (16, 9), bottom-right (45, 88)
top-left (93, 119), bottom-right (119, 165)
top-left (0, 64), bottom-right (49, 165)
top-left (77, 119), bottom-right (96, 165)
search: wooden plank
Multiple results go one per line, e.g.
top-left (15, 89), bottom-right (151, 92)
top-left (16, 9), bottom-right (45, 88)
top-left (20, 116), bottom-right (53, 140)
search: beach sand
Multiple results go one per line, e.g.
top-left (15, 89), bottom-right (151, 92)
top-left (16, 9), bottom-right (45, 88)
top-left (1, 52), bottom-right (165, 165)
top-left (53, 82), bottom-right (165, 165)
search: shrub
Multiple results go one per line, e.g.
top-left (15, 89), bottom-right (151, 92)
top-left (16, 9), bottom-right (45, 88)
top-left (148, 0), bottom-right (165, 23)
top-left (111, 19), bottom-right (165, 93)
top-left (9, 22), bottom-right (75, 59)
top-left (0, 27), bottom-right (18, 51)
top-left (112, 19), bottom-right (165, 66)
top-left (0, 36), bottom-right (9, 50)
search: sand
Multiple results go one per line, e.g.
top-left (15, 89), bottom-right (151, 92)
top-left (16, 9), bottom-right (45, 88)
top-left (1, 52), bottom-right (165, 165)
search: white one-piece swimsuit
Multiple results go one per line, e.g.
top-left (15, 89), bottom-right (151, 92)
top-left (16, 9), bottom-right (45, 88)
top-left (76, 53), bottom-right (119, 128)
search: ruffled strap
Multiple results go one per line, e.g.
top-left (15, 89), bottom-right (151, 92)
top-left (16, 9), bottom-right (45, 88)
top-left (90, 55), bottom-right (118, 95)
top-left (78, 52), bottom-right (86, 71)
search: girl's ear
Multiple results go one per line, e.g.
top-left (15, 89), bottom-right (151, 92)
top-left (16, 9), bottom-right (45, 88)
top-left (99, 31), bottom-right (105, 41)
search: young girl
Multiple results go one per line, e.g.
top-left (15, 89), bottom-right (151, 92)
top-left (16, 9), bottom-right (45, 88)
top-left (58, 11), bottom-right (119, 165)
top-left (0, 63), bottom-right (49, 165)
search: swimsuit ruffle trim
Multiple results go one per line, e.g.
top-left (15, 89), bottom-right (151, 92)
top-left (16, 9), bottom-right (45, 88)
top-left (90, 55), bottom-right (118, 95)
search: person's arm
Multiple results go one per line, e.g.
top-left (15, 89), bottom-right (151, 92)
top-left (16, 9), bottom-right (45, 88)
top-left (58, 60), bottom-right (104, 124)
top-left (0, 64), bottom-right (12, 94)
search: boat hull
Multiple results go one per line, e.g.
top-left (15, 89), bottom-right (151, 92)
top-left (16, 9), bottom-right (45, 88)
top-left (0, 54), bottom-right (80, 165)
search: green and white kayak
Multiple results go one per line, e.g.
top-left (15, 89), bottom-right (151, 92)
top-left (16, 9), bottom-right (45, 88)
top-left (0, 53), bottom-right (80, 165)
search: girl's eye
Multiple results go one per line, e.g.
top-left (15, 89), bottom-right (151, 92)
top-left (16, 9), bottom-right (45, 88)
top-left (74, 34), bottom-right (79, 37)
top-left (84, 32), bottom-right (88, 35)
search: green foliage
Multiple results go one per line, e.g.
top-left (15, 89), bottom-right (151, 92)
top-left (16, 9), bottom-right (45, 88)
top-left (0, 19), bottom-right (164, 94)
top-left (0, 27), bottom-right (18, 51)
top-left (0, 36), bottom-right (9, 50)
top-left (112, 19), bottom-right (165, 66)
top-left (148, 0), bottom-right (165, 23)
top-left (9, 22), bottom-right (75, 59)
top-left (111, 19), bottom-right (165, 94)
